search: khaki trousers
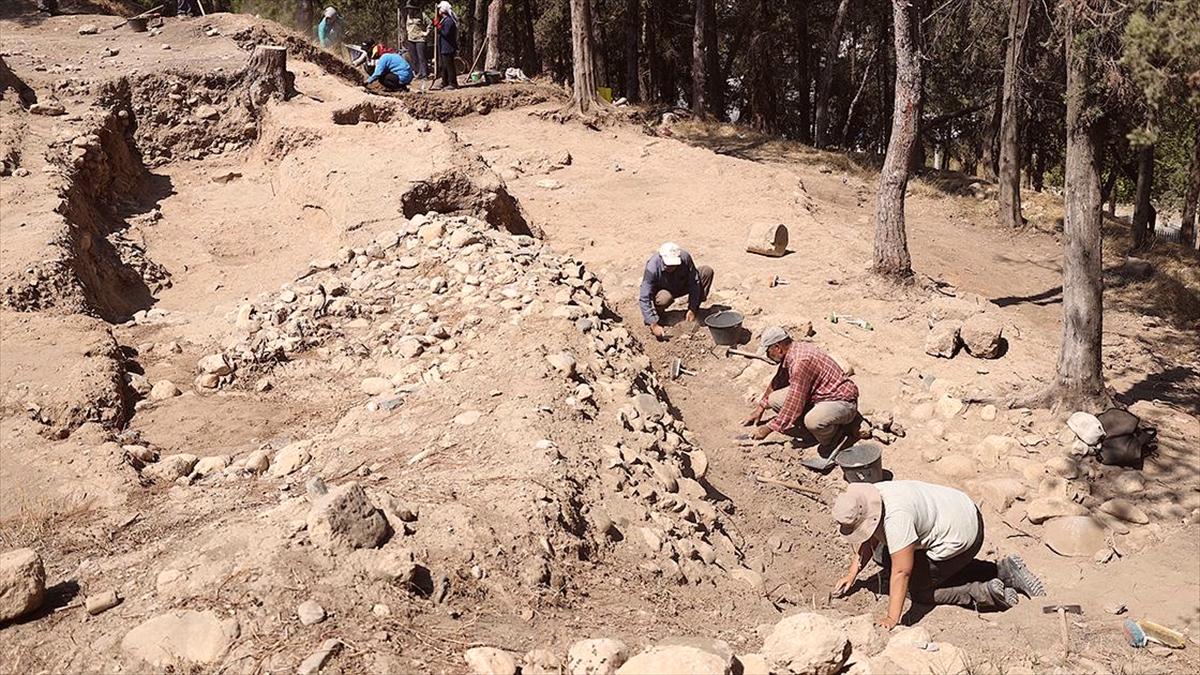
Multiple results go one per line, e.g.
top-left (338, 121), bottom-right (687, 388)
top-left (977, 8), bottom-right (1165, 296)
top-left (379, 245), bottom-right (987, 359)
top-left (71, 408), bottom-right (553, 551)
top-left (767, 389), bottom-right (857, 453)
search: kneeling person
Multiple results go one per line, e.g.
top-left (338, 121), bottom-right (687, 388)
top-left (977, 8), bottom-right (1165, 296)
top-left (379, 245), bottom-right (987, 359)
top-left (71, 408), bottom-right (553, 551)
top-left (832, 481), bottom-right (1046, 629)
top-left (365, 51), bottom-right (414, 91)
top-left (638, 242), bottom-right (714, 339)
top-left (743, 326), bottom-right (858, 453)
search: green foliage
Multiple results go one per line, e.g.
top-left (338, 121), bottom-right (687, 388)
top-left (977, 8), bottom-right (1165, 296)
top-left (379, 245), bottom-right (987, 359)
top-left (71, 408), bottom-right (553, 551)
top-left (1122, 0), bottom-right (1200, 112)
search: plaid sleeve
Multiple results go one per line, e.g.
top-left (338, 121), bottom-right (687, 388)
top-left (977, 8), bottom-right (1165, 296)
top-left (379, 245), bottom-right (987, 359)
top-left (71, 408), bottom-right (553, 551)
top-left (769, 357), bottom-right (816, 432)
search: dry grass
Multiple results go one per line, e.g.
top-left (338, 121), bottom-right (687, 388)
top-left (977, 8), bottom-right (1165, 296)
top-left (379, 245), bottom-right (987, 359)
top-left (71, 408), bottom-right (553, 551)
top-left (0, 494), bottom-right (96, 550)
top-left (667, 118), bottom-right (879, 181)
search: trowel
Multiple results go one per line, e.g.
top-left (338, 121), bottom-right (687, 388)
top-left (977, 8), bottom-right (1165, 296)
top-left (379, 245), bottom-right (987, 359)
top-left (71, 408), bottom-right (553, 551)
top-left (668, 357), bottom-right (697, 380)
top-left (799, 441), bottom-right (846, 472)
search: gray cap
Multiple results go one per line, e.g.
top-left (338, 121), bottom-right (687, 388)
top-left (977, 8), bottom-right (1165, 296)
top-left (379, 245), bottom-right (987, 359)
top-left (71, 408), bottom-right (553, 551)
top-left (759, 326), bottom-right (789, 353)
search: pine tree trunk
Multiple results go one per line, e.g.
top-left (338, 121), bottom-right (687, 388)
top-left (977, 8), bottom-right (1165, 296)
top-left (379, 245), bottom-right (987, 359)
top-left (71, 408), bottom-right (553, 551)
top-left (1131, 142), bottom-right (1155, 250)
top-left (704, 0), bottom-right (722, 118)
top-left (625, 0), bottom-right (640, 101)
top-left (1182, 123), bottom-right (1199, 249)
top-left (243, 45), bottom-right (293, 107)
top-left (795, 0), bottom-right (811, 143)
top-left (814, 0), bottom-right (852, 148)
top-left (691, 0), bottom-right (708, 116)
top-left (569, 0), bottom-right (602, 116)
top-left (997, 0), bottom-right (1030, 228)
top-left (485, 0), bottom-right (504, 71)
top-left (839, 44), bottom-right (876, 145)
top-left (519, 0), bottom-right (540, 74)
top-left (980, 83), bottom-right (1003, 180)
top-left (746, 0), bottom-right (778, 133)
top-left (473, 0), bottom-right (488, 63)
top-left (1052, 3), bottom-right (1105, 410)
top-left (871, 0), bottom-right (920, 280)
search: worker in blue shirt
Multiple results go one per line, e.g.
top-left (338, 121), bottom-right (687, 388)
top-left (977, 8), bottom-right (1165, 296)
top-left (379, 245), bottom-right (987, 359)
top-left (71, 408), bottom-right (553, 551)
top-left (638, 242), bottom-right (715, 339)
top-left (365, 52), bottom-right (415, 91)
top-left (318, 7), bottom-right (343, 50)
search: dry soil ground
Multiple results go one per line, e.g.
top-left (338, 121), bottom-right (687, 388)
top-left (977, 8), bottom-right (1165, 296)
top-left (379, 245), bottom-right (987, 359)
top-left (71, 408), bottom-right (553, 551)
top-left (1, 5), bottom-right (1198, 675)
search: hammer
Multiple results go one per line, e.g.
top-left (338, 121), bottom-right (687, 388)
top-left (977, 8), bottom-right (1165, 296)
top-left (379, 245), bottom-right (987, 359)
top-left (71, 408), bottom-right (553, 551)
top-left (1043, 604), bottom-right (1082, 656)
top-left (724, 347), bottom-right (773, 364)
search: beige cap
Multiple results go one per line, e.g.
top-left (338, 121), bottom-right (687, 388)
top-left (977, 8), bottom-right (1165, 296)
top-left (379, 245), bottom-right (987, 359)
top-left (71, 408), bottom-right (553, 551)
top-left (832, 483), bottom-right (883, 548)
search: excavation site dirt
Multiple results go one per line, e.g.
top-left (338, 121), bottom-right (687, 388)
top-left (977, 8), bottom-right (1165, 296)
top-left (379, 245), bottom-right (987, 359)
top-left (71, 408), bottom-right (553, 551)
top-left (2, 7), bottom-right (1199, 675)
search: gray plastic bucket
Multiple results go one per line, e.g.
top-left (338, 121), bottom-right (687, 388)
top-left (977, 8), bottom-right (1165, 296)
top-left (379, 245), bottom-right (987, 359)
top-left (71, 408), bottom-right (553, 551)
top-left (704, 310), bottom-right (744, 346)
top-left (836, 442), bottom-right (884, 483)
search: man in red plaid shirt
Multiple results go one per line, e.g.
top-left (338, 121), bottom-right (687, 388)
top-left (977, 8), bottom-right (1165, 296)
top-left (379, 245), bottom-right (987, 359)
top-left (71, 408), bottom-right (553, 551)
top-left (743, 326), bottom-right (860, 454)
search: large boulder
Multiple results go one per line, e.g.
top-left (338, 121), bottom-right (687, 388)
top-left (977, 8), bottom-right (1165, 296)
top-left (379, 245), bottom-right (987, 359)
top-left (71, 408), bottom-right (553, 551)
top-left (1024, 497), bottom-right (1088, 524)
top-left (121, 610), bottom-right (240, 667)
top-left (616, 645), bottom-right (731, 674)
top-left (761, 612), bottom-right (851, 675)
top-left (1099, 498), bottom-right (1149, 525)
top-left (306, 482), bottom-right (389, 552)
top-left (924, 320), bottom-right (961, 359)
top-left (1043, 515), bottom-right (1108, 557)
top-left (873, 627), bottom-right (969, 674)
top-left (960, 314), bottom-right (1004, 359)
top-left (464, 647), bottom-right (519, 675)
top-left (567, 639), bottom-right (629, 675)
top-left (970, 477), bottom-right (1027, 511)
top-left (0, 548), bottom-right (45, 623)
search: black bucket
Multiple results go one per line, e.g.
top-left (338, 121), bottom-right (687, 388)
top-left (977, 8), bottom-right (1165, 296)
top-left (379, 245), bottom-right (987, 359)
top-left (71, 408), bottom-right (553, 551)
top-left (835, 443), bottom-right (884, 483)
top-left (704, 310), bottom-right (744, 346)
top-left (127, 17), bottom-right (148, 32)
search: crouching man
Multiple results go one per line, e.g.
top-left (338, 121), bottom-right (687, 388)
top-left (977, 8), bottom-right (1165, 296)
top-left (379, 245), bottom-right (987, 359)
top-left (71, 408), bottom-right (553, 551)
top-left (638, 242), bottom-right (714, 340)
top-left (743, 326), bottom-right (859, 454)
top-left (365, 51), bottom-right (415, 92)
top-left (831, 481), bottom-right (1046, 628)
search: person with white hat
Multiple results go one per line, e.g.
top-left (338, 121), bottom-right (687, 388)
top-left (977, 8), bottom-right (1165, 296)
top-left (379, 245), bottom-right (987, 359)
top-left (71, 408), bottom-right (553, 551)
top-left (831, 481), bottom-right (1045, 628)
top-left (637, 242), bottom-right (714, 339)
top-left (318, 7), bottom-right (343, 50)
top-left (743, 326), bottom-right (859, 451)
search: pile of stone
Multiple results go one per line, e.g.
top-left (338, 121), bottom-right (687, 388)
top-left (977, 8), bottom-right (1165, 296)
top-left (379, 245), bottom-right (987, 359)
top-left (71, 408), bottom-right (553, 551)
top-left (459, 612), bottom-right (969, 675)
top-left (924, 295), bottom-right (1005, 360)
top-left (187, 210), bottom-right (740, 587)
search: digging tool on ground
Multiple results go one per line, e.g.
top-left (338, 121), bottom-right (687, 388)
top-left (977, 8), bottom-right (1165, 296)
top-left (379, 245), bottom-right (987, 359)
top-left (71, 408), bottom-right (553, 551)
top-left (799, 442), bottom-right (846, 472)
top-left (751, 474), bottom-right (822, 501)
top-left (724, 347), bottom-right (773, 363)
top-left (1043, 604), bottom-right (1082, 658)
top-left (111, 4), bottom-right (163, 29)
top-left (828, 312), bottom-right (873, 331)
top-left (668, 358), bottom-right (696, 380)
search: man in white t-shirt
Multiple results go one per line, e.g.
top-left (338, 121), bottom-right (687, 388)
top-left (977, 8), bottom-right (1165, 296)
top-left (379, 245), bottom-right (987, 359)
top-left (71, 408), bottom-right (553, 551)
top-left (831, 481), bottom-right (1046, 628)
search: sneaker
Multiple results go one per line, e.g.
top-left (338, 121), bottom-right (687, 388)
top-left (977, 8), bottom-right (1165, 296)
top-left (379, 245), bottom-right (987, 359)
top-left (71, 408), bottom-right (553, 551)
top-left (986, 578), bottom-right (1019, 610)
top-left (997, 554), bottom-right (1046, 597)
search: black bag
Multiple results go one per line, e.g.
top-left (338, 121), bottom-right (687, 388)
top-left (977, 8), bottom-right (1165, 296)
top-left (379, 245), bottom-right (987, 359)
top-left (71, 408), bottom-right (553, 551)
top-left (1095, 408), bottom-right (1156, 468)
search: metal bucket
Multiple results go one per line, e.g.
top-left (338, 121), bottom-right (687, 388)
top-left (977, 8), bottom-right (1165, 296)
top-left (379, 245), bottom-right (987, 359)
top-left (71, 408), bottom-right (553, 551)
top-left (704, 310), bottom-right (744, 346)
top-left (835, 442), bottom-right (884, 483)
top-left (127, 17), bottom-right (149, 32)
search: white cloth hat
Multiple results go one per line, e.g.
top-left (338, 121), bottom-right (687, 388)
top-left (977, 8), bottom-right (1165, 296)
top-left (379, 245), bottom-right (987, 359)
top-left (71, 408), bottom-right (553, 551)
top-left (324, 7), bottom-right (337, 18)
top-left (658, 242), bottom-right (683, 266)
top-left (1067, 411), bottom-right (1105, 446)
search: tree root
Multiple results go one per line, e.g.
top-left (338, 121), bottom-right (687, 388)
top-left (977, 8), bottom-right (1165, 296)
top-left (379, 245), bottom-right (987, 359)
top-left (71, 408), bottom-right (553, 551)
top-left (1008, 382), bottom-right (1112, 413)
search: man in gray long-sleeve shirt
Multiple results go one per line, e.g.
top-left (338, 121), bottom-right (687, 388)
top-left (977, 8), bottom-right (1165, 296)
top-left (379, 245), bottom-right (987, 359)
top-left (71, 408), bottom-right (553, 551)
top-left (638, 242), bottom-right (715, 339)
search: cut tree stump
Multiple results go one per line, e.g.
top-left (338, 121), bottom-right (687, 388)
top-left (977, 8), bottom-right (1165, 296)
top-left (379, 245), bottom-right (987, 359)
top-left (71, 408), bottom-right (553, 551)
top-left (745, 223), bottom-right (789, 257)
top-left (243, 45), bottom-right (294, 107)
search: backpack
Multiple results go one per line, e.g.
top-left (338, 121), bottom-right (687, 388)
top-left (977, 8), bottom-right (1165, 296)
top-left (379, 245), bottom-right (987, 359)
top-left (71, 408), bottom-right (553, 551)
top-left (1094, 408), bottom-right (1157, 468)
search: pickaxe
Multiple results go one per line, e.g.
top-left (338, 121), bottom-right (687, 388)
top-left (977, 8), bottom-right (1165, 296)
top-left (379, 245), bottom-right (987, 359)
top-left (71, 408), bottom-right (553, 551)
top-left (1043, 604), bottom-right (1082, 657)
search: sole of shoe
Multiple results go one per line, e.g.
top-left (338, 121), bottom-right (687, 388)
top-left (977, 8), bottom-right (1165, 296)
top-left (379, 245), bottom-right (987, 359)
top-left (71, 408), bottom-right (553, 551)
top-left (998, 554), bottom-right (1046, 598)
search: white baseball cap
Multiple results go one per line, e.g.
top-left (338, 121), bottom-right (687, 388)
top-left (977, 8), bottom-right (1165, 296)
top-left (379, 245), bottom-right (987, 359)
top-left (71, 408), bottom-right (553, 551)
top-left (658, 242), bottom-right (683, 266)
top-left (324, 7), bottom-right (337, 18)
